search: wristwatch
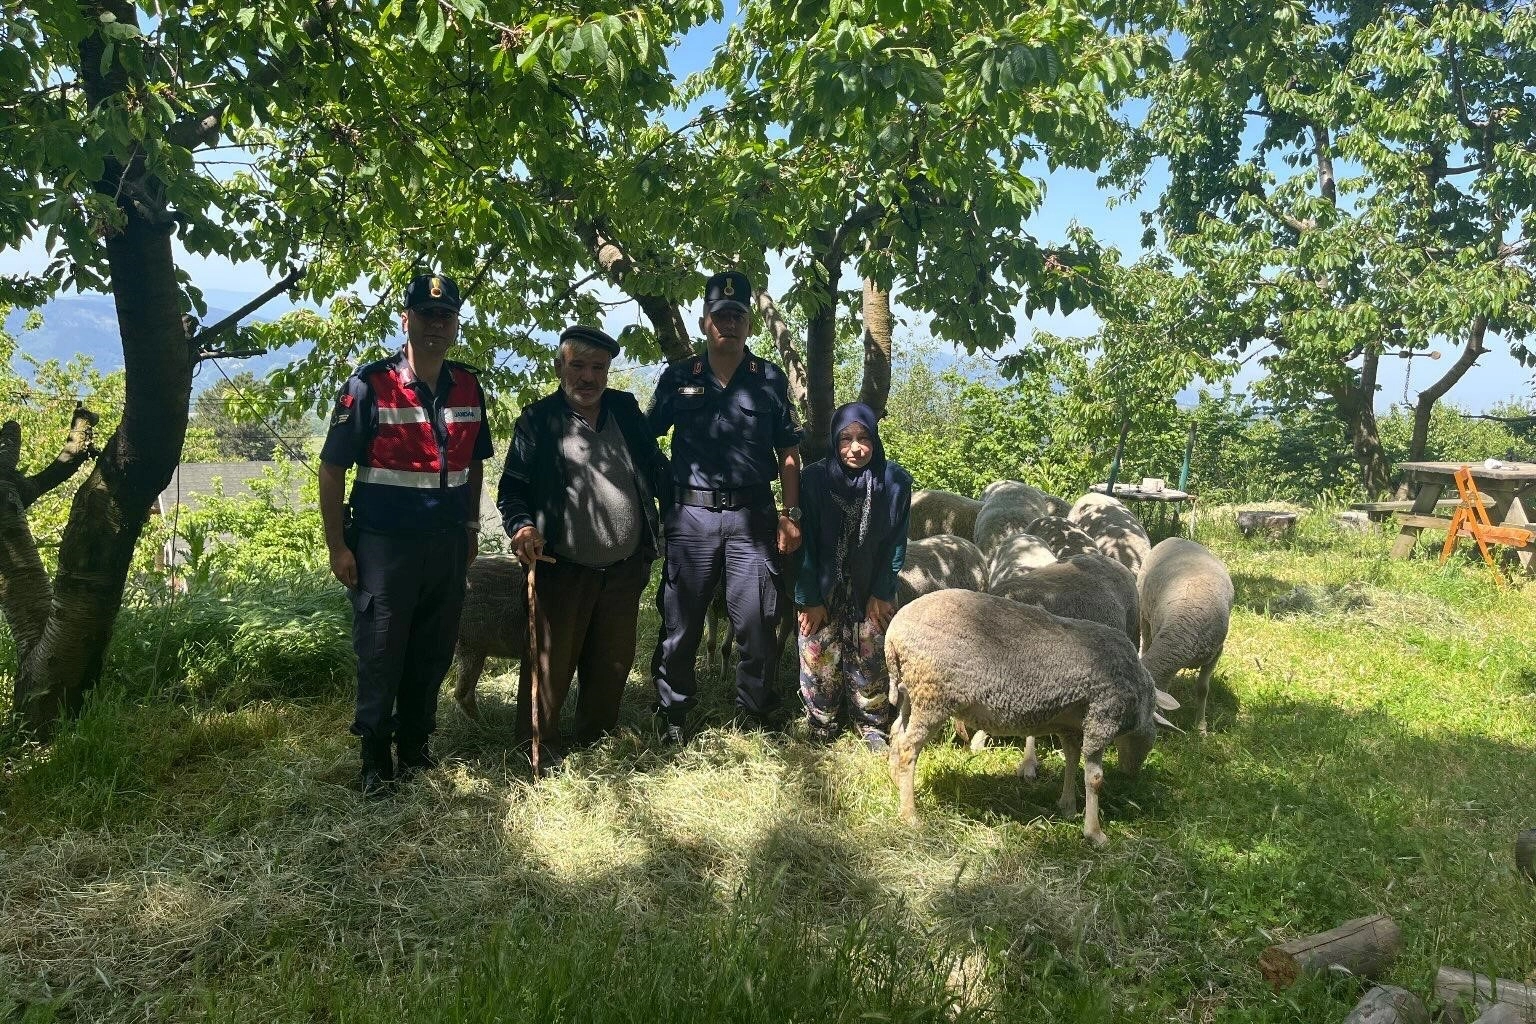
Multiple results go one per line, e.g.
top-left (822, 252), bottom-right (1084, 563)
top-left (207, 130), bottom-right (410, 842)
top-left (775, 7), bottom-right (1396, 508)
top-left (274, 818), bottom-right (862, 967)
top-left (780, 506), bottom-right (802, 523)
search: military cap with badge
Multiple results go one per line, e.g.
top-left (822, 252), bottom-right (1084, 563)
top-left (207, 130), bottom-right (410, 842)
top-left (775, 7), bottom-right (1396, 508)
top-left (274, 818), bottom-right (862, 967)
top-left (404, 272), bottom-right (462, 313)
top-left (704, 271), bottom-right (753, 315)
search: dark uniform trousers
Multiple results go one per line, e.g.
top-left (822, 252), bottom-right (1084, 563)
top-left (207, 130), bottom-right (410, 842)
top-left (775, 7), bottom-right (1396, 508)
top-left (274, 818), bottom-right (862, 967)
top-left (652, 502), bottom-right (784, 723)
top-left (516, 550), bottom-right (652, 747)
top-left (350, 528), bottom-right (470, 741)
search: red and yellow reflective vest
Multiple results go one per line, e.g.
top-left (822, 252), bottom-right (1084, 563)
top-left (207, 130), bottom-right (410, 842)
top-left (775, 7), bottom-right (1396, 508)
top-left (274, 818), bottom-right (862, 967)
top-left (322, 351), bottom-right (491, 532)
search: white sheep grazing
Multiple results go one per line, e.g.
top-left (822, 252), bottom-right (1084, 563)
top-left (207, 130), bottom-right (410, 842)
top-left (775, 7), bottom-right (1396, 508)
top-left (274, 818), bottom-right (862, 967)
top-left (1137, 537), bottom-right (1235, 736)
top-left (986, 552), bottom-right (1142, 779)
top-left (986, 532), bottom-right (1057, 592)
top-left (907, 490), bottom-right (984, 541)
top-left (885, 590), bottom-right (1178, 846)
top-left (975, 482), bottom-right (1056, 555)
top-left (896, 534), bottom-right (989, 605)
top-left (1068, 492), bottom-right (1152, 573)
top-left (1024, 515), bottom-right (1100, 559)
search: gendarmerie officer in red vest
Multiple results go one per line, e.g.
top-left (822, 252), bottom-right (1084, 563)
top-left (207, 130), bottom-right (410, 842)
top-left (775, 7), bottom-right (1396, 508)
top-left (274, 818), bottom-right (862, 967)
top-left (319, 273), bottom-right (494, 798)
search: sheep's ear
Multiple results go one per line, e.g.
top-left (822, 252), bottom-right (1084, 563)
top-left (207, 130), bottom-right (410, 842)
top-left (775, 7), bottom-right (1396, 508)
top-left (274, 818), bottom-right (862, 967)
top-left (1154, 689), bottom-right (1181, 711)
top-left (1153, 711), bottom-right (1184, 732)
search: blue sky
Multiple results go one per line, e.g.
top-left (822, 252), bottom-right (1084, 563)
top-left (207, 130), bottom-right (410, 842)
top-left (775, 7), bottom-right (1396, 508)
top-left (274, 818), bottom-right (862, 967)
top-left (2, 6), bottom-right (1529, 413)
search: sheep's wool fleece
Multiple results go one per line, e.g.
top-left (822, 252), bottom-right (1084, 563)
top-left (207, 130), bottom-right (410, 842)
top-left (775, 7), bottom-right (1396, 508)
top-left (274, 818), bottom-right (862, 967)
top-left (896, 534), bottom-right (988, 604)
top-left (886, 589), bottom-right (1153, 744)
top-left (1137, 537), bottom-right (1235, 682)
top-left (1067, 493), bottom-right (1152, 573)
top-left (986, 532), bottom-right (1058, 590)
top-left (908, 490), bottom-right (983, 541)
top-left (991, 553), bottom-right (1139, 643)
top-left (1024, 515), bottom-right (1100, 559)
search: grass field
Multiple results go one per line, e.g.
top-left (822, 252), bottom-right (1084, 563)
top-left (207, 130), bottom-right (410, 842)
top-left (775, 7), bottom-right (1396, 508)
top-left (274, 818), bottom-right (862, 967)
top-left (3, 510), bottom-right (1535, 1022)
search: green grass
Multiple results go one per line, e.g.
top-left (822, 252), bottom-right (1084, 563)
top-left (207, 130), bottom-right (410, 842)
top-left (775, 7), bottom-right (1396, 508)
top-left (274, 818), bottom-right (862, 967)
top-left (3, 509), bottom-right (1536, 1022)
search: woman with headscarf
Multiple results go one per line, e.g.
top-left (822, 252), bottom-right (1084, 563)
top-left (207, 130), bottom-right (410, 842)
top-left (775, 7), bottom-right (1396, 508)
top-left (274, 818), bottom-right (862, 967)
top-left (794, 402), bottom-right (913, 751)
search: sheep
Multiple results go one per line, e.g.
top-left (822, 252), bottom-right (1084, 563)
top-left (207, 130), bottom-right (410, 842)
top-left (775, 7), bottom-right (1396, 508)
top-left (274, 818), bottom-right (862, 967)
top-left (884, 589), bottom-right (1177, 846)
top-left (985, 532), bottom-right (1058, 592)
top-left (1137, 537), bottom-right (1235, 736)
top-left (974, 482), bottom-right (1050, 555)
top-left (985, 552), bottom-right (1141, 779)
top-left (1067, 492), bottom-right (1152, 573)
top-left (451, 555), bottom-right (528, 719)
top-left (908, 490), bottom-right (983, 541)
top-left (895, 534), bottom-right (988, 605)
top-left (1024, 515), bottom-right (1100, 560)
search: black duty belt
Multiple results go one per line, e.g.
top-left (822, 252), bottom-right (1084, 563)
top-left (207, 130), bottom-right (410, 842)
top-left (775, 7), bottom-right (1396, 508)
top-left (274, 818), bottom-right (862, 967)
top-left (677, 485), bottom-right (773, 511)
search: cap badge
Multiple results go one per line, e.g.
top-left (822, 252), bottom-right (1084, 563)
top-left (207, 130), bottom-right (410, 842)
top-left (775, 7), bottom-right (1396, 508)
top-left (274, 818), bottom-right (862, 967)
top-left (723, 279), bottom-right (736, 297)
top-left (430, 277), bottom-right (443, 298)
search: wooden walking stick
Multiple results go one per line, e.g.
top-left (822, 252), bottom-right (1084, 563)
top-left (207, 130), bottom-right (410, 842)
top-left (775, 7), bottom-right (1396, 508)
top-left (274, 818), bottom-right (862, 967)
top-left (525, 556), bottom-right (543, 780)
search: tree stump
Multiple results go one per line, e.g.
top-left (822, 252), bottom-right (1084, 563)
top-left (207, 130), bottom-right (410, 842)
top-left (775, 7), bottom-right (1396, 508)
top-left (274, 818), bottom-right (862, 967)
top-left (1435, 967), bottom-right (1536, 1022)
top-left (1237, 509), bottom-right (1300, 538)
top-left (1258, 914), bottom-right (1401, 989)
top-left (1334, 511), bottom-right (1375, 534)
top-left (1516, 829), bottom-right (1536, 883)
top-left (1344, 985), bottom-right (1430, 1024)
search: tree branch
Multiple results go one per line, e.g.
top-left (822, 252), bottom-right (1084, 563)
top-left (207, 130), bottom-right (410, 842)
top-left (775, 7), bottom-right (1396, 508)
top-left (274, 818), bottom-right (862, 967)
top-left (18, 406), bottom-right (101, 508)
top-left (756, 290), bottom-right (808, 416)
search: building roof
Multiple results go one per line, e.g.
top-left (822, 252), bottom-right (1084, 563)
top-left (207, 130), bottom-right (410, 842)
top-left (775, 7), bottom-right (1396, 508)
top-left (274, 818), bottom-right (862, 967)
top-left (156, 462), bottom-right (307, 515)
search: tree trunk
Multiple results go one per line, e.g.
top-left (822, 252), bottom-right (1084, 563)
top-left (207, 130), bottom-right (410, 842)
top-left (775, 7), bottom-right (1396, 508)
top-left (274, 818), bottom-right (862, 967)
top-left (1334, 351), bottom-right (1392, 496)
top-left (858, 278), bottom-right (893, 417)
top-left (756, 290), bottom-right (809, 420)
top-left (803, 250), bottom-right (841, 464)
top-left (11, 210), bottom-right (192, 737)
top-left (1410, 318), bottom-right (1488, 463)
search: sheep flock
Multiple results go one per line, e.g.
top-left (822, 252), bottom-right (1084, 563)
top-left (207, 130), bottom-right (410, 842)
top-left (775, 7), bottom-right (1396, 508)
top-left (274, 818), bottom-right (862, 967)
top-left (890, 483), bottom-right (1234, 845)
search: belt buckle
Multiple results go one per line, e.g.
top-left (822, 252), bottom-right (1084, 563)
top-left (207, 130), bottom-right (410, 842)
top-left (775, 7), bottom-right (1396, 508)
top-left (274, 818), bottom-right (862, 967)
top-left (709, 489), bottom-right (725, 512)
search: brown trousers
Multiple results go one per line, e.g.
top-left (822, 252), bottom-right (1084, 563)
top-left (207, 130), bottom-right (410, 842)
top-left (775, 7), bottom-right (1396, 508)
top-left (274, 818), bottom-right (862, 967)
top-left (517, 550), bottom-right (651, 749)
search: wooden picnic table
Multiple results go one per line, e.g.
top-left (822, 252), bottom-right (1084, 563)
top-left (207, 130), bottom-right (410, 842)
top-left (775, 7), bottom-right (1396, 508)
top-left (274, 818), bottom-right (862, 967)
top-left (1389, 460), bottom-right (1536, 571)
top-left (1089, 482), bottom-right (1197, 533)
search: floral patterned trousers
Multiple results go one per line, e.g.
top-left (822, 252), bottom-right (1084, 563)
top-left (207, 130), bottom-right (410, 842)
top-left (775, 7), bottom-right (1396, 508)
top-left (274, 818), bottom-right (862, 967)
top-left (798, 618), bottom-right (894, 741)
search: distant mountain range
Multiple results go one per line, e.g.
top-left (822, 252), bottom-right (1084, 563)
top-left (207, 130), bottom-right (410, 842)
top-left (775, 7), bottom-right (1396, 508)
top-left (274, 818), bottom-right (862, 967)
top-left (2, 289), bottom-right (309, 391)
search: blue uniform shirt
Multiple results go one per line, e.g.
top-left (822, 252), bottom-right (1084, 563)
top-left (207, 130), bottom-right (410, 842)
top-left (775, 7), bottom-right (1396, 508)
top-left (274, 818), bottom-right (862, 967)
top-left (647, 348), bottom-right (803, 490)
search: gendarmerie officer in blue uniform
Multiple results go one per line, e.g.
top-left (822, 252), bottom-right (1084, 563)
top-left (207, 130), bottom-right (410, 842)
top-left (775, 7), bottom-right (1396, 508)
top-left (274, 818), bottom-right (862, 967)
top-left (648, 271), bottom-right (803, 743)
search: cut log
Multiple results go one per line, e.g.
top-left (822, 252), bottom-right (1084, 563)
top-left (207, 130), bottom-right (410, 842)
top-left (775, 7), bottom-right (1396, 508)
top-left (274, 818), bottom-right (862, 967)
top-left (1516, 828), bottom-right (1536, 883)
top-left (1435, 967), bottom-right (1536, 1022)
top-left (1471, 1006), bottom-right (1526, 1024)
top-left (1258, 914), bottom-right (1402, 989)
top-left (1344, 985), bottom-right (1430, 1024)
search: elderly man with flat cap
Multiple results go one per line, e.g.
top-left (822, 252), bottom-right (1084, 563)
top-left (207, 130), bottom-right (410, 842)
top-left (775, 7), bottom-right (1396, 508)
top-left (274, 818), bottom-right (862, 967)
top-left (497, 325), bottom-right (670, 765)
top-left (648, 271), bottom-right (803, 744)
top-left (320, 272), bottom-right (493, 798)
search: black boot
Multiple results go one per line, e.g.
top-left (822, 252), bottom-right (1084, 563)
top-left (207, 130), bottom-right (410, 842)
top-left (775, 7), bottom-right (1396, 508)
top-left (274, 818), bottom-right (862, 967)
top-left (358, 737), bottom-right (395, 800)
top-left (395, 733), bottom-right (438, 780)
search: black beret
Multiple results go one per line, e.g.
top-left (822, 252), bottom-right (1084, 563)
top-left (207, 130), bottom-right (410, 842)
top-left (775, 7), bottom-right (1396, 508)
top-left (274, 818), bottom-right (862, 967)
top-left (559, 324), bottom-right (620, 356)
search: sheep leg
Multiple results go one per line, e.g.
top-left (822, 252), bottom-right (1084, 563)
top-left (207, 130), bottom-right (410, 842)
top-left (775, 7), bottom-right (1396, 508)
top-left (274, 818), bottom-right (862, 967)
top-left (894, 713), bottom-right (938, 825)
top-left (969, 728), bottom-right (990, 752)
top-left (1195, 652), bottom-right (1220, 737)
top-left (1081, 750), bottom-right (1108, 848)
top-left (453, 648), bottom-right (486, 720)
top-left (1056, 733), bottom-right (1080, 818)
top-left (1016, 734), bottom-right (1039, 780)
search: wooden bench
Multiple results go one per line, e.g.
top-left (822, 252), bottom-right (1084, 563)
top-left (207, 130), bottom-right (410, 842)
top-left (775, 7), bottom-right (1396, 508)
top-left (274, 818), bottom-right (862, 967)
top-left (1350, 497), bottom-right (1490, 522)
top-left (1396, 513), bottom-right (1534, 548)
